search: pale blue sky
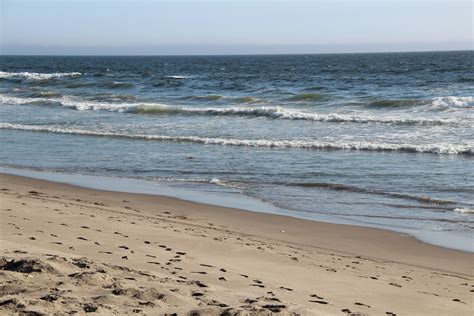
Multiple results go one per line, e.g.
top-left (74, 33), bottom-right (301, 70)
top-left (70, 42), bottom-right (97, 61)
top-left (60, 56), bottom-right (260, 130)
top-left (1, 0), bottom-right (472, 55)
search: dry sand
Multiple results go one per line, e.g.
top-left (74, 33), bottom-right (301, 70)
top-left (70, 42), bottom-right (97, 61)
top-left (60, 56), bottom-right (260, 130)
top-left (0, 173), bottom-right (473, 315)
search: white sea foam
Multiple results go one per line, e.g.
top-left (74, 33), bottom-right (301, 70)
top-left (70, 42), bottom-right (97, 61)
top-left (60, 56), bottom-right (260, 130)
top-left (1, 123), bottom-right (472, 155)
top-left (209, 178), bottom-right (244, 189)
top-left (454, 207), bottom-right (474, 214)
top-left (0, 71), bottom-right (82, 80)
top-left (1, 94), bottom-right (467, 126)
top-left (165, 75), bottom-right (188, 79)
top-left (148, 177), bottom-right (244, 189)
top-left (432, 96), bottom-right (474, 108)
top-left (0, 95), bottom-right (156, 112)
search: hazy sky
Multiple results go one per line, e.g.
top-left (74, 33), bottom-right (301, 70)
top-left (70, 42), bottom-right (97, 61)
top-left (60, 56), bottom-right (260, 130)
top-left (1, 0), bottom-right (472, 55)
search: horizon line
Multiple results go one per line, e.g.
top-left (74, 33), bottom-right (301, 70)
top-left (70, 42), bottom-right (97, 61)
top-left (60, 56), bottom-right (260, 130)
top-left (1, 48), bottom-right (472, 57)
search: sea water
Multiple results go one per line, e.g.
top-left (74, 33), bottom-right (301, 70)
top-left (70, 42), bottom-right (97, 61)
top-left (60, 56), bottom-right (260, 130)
top-left (1, 52), bottom-right (472, 251)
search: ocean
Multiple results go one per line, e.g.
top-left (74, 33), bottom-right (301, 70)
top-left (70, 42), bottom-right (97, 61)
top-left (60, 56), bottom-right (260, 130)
top-left (1, 52), bottom-right (473, 251)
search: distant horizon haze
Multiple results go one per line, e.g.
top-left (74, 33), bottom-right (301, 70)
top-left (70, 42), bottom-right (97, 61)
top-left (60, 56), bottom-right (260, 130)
top-left (1, 0), bottom-right (472, 55)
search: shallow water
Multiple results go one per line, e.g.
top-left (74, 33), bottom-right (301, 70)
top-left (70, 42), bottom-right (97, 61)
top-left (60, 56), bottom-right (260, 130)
top-left (1, 52), bottom-right (473, 251)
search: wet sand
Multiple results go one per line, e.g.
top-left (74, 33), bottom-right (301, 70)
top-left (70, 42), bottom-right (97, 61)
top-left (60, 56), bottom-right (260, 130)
top-left (0, 173), bottom-right (472, 315)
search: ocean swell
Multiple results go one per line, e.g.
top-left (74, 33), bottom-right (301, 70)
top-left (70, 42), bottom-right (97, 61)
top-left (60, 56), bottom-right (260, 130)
top-left (1, 123), bottom-right (472, 155)
top-left (1, 95), bottom-right (467, 126)
top-left (285, 93), bottom-right (326, 102)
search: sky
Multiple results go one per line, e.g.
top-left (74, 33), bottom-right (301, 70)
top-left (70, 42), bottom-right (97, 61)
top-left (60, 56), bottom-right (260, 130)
top-left (0, 0), bottom-right (472, 55)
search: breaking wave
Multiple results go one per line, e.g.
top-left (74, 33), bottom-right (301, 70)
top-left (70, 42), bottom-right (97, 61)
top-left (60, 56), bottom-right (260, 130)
top-left (432, 96), bottom-right (474, 109)
top-left (165, 75), bottom-right (189, 79)
top-left (1, 123), bottom-right (472, 155)
top-left (364, 96), bottom-right (474, 109)
top-left (1, 95), bottom-right (467, 126)
top-left (27, 91), bottom-right (62, 98)
top-left (454, 208), bottom-right (474, 215)
top-left (0, 71), bottom-right (82, 80)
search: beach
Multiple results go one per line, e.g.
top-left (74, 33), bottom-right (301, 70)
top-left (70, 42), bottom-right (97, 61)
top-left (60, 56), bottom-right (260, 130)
top-left (1, 172), bottom-right (472, 315)
top-left (2, 1), bottom-right (473, 314)
top-left (1, 53), bottom-right (473, 253)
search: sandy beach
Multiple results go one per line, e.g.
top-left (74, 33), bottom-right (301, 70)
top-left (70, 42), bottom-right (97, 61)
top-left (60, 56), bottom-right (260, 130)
top-left (0, 173), bottom-right (472, 315)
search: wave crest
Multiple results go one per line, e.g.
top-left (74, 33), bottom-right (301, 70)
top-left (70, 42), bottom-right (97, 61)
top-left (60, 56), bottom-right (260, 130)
top-left (0, 71), bottom-right (82, 80)
top-left (454, 208), bottom-right (474, 214)
top-left (285, 93), bottom-right (326, 102)
top-left (1, 94), bottom-right (466, 126)
top-left (182, 95), bottom-right (223, 101)
top-left (366, 99), bottom-right (428, 108)
top-left (1, 123), bottom-right (472, 155)
top-left (432, 96), bottom-right (473, 109)
top-left (100, 81), bottom-right (135, 89)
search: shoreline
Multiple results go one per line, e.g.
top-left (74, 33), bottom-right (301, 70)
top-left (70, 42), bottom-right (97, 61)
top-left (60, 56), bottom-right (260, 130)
top-left (1, 173), bottom-right (473, 314)
top-left (1, 167), bottom-right (472, 253)
top-left (1, 172), bottom-right (473, 274)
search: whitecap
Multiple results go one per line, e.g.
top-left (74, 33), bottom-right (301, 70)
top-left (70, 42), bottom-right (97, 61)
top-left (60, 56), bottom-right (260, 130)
top-left (0, 123), bottom-right (472, 155)
top-left (454, 208), bottom-right (474, 214)
top-left (1, 94), bottom-right (467, 127)
top-left (432, 96), bottom-right (474, 109)
top-left (165, 75), bottom-right (188, 79)
top-left (0, 71), bottom-right (82, 80)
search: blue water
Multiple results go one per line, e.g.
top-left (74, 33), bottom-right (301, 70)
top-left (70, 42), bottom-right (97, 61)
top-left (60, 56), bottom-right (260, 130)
top-left (1, 52), bottom-right (473, 251)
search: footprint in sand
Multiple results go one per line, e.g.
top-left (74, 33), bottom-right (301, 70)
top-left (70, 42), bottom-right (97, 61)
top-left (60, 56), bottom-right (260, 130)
top-left (191, 292), bottom-right (204, 298)
top-left (279, 286), bottom-right (293, 292)
top-left (355, 302), bottom-right (371, 308)
top-left (452, 298), bottom-right (466, 304)
top-left (147, 261), bottom-right (160, 265)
